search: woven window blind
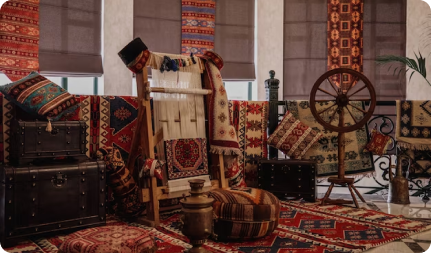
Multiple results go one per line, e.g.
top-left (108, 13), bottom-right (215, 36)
top-left (133, 0), bottom-right (182, 54)
top-left (363, 0), bottom-right (406, 101)
top-left (283, 0), bottom-right (327, 100)
top-left (39, 0), bottom-right (103, 77)
top-left (215, 0), bottom-right (255, 81)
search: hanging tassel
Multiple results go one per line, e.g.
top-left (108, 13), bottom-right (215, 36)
top-left (46, 119), bottom-right (52, 132)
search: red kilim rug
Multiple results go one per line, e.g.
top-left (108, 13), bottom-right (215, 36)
top-left (4, 201), bottom-right (431, 253)
top-left (0, 0), bottom-right (40, 81)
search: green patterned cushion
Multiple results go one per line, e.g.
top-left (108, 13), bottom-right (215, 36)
top-left (0, 72), bottom-right (79, 121)
top-left (208, 187), bottom-right (280, 240)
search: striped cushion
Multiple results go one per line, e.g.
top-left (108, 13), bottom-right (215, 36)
top-left (208, 187), bottom-right (280, 240)
top-left (0, 72), bottom-right (79, 121)
top-left (213, 220), bottom-right (278, 240)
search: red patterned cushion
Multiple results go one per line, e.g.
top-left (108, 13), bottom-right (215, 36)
top-left (364, 128), bottom-right (393, 156)
top-left (208, 187), bottom-right (280, 240)
top-left (58, 225), bottom-right (157, 253)
top-left (267, 111), bottom-right (322, 159)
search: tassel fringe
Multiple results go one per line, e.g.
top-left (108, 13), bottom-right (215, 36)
top-left (210, 145), bottom-right (242, 156)
top-left (397, 141), bottom-right (431, 151)
top-left (46, 119), bottom-right (52, 133)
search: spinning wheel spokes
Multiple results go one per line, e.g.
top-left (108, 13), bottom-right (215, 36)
top-left (310, 68), bottom-right (376, 208)
top-left (310, 68), bottom-right (376, 133)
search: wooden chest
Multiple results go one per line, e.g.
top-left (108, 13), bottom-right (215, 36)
top-left (9, 120), bottom-right (87, 165)
top-left (0, 160), bottom-right (106, 246)
top-left (258, 159), bottom-right (317, 202)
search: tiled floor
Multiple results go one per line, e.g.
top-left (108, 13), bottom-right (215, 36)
top-left (317, 193), bottom-right (431, 253)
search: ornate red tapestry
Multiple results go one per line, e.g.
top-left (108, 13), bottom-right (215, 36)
top-left (229, 100), bottom-right (269, 187)
top-left (0, 0), bottom-right (39, 81)
top-left (7, 202), bottom-right (430, 253)
top-left (181, 0), bottom-right (216, 56)
top-left (328, 0), bottom-right (363, 88)
top-left (165, 138), bottom-right (209, 180)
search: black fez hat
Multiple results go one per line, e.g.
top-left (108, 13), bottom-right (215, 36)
top-left (118, 37), bottom-right (149, 73)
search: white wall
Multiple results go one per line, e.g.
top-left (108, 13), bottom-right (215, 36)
top-left (406, 0), bottom-right (431, 99)
top-left (103, 0), bottom-right (134, 96)
top-left (256, 0), bottom-right (284, 101)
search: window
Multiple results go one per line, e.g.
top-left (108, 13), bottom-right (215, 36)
top-left (224, 81), bottom-right (255, 101)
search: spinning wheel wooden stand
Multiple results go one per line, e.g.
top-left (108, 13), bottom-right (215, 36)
top-left (309, 68), bottom-right (376, 208)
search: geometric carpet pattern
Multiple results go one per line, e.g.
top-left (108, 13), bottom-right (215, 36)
top-left (4, 201), bottom-right (431, 253)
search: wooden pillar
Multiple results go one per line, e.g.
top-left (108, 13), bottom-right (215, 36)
top-left (265, 70), bottom-right (280, 159)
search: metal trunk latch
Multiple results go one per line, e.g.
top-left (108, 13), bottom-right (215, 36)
top-left (51, 172), bottom-right (67, 187)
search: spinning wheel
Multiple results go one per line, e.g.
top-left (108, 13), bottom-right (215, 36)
top-left (309, 68), bottom-right (376, 208)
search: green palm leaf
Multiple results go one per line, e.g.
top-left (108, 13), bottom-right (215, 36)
top-left (376, 52), bottom-right (431, 86)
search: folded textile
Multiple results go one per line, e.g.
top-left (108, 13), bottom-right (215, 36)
top-left (396, 100), bottom-right (431, 150)
top-left (201, 51), bottom-right (241, 156)
top-left (285, 100), bottom-right (374, 177)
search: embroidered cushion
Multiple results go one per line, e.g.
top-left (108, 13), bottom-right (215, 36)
top-left (267, 111), bottom-right (322, 159)
top-left (58, 225), bottom-right (157, 253)
top-left (364, 128), bottom-right (393, 156)
top-left (208, 187), bottom-right (280, 240)
top-left (95, 147), bottom-right (145, 218)
top-left (0, 72), bottom-right (79, 121)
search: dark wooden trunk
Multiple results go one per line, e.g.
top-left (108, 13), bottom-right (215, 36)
top-left (9, 120), bottom-right (87, 165)
top-left (0, 160), bottom-right (106, 246)
top-left (258, 159), bottom-right (317, 202)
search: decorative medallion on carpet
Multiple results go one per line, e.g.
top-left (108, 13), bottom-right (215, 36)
top-left (0, 0), bottom-right (40, 81)
top-left (165, 138), bottom-right (209, 180)
top-left (181, 0), bottom-right (216, 55)
top-left (5, 202), bottom-right (431, 253)
top-left (396, 100), bottom-right (431, 151)
top-left (229, 100), bottom-right (269, 187)
top-left (328, 0), bottom-right (363, 88)
top-left (285, 100), bottom-right (373, 177)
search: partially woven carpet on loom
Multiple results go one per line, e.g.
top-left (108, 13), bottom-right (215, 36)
top-left (181, 0), bottom-right (216, 55)
top-left (229, 100), bottom-right (269, 187)
top-left (285, 100), bottom-right (374, 177)
top-left (0, 0), bottom-right (39, 81)
top-left (165, 138), bottom-right (209, 180)
top-left (5, 201), bottom-right (431, 253)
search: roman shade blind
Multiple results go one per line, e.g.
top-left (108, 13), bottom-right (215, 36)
top-left (39, 0), bottom-right (103, 77)
top-left (215, 0), bottom-right (255, 81)
top-left (363, 0), bottom-right (406, 101)
top-left (133, 0), bottom-right (182, 54)
top-left (283, 0), bottom-right (327, 100)
top-left (133, 0), bottom-right (255, 81)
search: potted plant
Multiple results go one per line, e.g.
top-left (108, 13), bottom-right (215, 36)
top-left (376, 52), bottom-right (431, 86)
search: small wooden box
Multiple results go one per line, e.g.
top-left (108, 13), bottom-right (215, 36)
top-left (258, 159), bottom-right (317, 202)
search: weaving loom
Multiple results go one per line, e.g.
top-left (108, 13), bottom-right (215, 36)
top-left (150, 52), bottom-right (211, 192)
top-left (118, 38), bottom-right (228, 227)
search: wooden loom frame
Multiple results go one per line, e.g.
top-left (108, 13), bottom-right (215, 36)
top-left (126, 67), bottom-right (228, 227)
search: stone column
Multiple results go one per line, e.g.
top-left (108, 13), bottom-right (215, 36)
top-left (103, 0), bottom-right (134, 96)
top-left (256, 0), bottom-right (284, 101)
top-left (406, 0), bottom-right (431, 99)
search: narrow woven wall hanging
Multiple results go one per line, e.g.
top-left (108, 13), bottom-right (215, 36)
top-left (181, 0), bottom-right (216, 55)
top-left (328, 0), bottom-right (363, 88)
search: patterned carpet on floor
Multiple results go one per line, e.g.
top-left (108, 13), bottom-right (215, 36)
top-left (3, 201), bottom-right (431, 253)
